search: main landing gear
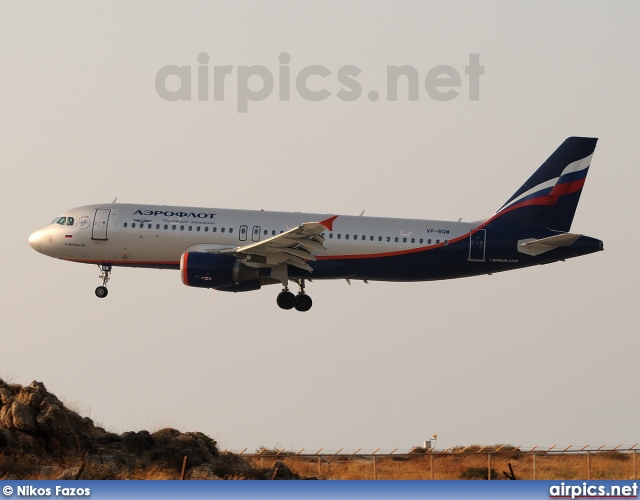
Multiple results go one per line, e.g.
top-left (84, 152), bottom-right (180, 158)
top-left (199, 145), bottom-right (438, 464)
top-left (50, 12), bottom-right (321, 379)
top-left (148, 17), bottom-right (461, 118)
top-left (95, 264), bottom-right (111, 298)
top-left (276, 279), bottom-right (313, 312)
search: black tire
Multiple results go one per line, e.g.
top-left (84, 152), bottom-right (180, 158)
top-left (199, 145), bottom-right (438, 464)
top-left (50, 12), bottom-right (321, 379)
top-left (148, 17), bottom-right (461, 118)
top-left (95, 286), bottom-right (108, 298)
top-left (294, 294), bottom-right (312, 312)
top-left (276, 291), bottom-right (295, 310)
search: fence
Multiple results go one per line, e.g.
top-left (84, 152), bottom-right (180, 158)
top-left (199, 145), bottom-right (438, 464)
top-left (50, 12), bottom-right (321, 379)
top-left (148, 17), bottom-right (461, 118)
top-left (231, 444), bottom-right (639, 480)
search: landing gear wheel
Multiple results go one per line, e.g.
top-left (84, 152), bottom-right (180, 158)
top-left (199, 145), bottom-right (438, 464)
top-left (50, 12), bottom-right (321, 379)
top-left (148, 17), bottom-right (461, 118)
top-left (95, 264), bottom-right (112, 298)
top-left (294, 293), bottom-right (313, 312)
top-left (277, 291), bottom-right (296, 310)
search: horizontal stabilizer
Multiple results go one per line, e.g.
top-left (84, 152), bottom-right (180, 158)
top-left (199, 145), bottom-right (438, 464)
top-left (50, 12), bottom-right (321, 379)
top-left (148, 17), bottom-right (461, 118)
top-left (517, 233), bottom-right (582, 256)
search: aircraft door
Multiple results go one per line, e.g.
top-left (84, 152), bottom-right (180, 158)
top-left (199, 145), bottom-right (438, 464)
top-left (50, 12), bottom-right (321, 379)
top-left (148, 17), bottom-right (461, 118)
top-left (239, 225), bottom-right (248, 241)
top-left (252, 226), bottom-right (261, 242)
top-left (468, 229), bottom-right (486, 261)
top-left (92, 209), bottom-right (111, 240)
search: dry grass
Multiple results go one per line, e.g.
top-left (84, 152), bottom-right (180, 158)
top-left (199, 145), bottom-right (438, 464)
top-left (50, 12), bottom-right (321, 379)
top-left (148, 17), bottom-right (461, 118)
top-left (0, 454), bottom-right (181, 480)
top-left (1, 450), bottom-right (636, 480)
top-left (247, 451), bottom-right (638, 480)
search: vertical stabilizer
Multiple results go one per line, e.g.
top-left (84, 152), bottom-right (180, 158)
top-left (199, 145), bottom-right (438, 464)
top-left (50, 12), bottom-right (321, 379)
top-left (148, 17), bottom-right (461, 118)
top-left (493, 137), bottom-right (597, 232)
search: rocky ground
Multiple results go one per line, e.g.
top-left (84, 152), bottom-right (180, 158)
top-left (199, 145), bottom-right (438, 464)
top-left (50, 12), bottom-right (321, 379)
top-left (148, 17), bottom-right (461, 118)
top-left (0, 379), bottom-right (298, 480)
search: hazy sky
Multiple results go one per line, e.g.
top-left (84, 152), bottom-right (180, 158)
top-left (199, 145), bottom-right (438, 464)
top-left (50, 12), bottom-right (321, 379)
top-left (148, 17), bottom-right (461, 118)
top-left (2, 1), bottom-right (638, 453)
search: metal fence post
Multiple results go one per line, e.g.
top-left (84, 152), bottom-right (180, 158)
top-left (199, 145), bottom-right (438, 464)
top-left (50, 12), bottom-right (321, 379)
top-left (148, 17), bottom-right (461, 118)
top-left (587, 451), bottom-right (591, 480)
top-left (634, 450), bottom-right (637, 480)
top-left (487, 454), bottom-right (491, 480)
top-left (371, 448), bottom-right (379, 480)
top-left (532, 452), bottom-right (536, 480)
top-left (430, 453), bottom-right (434, 480)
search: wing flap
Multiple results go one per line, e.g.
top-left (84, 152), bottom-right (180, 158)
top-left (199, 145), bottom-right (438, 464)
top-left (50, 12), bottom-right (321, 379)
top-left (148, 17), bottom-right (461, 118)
top-left (230, 216), bottom-right (337, 274)
top-left (283, 247), bottom-right (316, 261)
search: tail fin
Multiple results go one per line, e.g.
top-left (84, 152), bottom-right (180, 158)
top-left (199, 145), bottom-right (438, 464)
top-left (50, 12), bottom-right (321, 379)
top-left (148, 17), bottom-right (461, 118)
top-left (493, 137), bottom-right (598, 232)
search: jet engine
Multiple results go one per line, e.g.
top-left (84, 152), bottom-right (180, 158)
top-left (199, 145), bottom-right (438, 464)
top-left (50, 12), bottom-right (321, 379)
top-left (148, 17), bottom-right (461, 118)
top-left (180, 252), bottom-right (262, 292)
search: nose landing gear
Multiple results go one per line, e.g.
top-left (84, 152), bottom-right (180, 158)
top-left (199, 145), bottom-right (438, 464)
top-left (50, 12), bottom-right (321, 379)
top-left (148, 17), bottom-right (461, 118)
top-left (276, 279), bottom-right (313, 312)
top-left (95, 264), bottom-right (111, 298)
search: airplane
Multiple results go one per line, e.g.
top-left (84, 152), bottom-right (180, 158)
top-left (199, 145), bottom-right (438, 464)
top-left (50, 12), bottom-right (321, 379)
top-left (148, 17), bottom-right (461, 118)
top-left (28, 137), bottom-right (603, 312)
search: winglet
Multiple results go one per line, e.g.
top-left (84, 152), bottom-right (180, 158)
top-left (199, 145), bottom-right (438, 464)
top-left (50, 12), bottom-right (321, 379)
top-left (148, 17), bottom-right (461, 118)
top-left (319, 215), bottom-right (338, 231)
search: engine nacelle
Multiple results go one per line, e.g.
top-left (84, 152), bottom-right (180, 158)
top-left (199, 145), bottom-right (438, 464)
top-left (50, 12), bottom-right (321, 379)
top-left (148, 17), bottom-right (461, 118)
top-left (180, 252), bottom-right (261, 292)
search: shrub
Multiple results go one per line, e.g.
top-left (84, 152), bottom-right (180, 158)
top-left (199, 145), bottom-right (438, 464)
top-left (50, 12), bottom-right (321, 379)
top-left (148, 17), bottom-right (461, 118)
top-left (460, 467), bottom-right (498, 480)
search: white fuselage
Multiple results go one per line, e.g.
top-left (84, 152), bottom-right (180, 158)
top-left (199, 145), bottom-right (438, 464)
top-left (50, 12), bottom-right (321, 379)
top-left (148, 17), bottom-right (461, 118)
top-left (29, 203), bottom-right (475, 269)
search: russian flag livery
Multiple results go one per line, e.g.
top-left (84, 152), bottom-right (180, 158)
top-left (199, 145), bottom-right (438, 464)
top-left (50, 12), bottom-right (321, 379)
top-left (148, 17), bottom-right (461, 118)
top-left (28, 137), bottom-right (603, 311)
top-left (493, 137), bottom-right (597, 232)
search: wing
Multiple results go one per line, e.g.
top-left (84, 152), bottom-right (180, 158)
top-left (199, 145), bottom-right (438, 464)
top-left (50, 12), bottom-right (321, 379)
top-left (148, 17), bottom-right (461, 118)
top-left (219, 215), bottom-right (338, 272)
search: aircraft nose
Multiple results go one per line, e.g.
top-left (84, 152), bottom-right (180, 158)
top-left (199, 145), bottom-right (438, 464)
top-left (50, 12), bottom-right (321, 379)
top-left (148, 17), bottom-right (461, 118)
top-left (28, 230), bottom-right (42, 252)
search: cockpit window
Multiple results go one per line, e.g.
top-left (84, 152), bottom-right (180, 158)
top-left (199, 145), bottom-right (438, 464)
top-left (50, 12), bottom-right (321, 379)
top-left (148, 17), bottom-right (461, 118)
top-left (51, 216), bottom-right (74, 225)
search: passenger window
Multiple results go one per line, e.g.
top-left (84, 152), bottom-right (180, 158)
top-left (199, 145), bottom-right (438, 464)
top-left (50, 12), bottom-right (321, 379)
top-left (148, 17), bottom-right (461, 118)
top-left (329, 233), bottom-right (333, 239)
top-left (272, 230), bottom-right (276, 235)
top-left (132, 223), bottom-right (136, 228)
top-left (345, 234), bottom-right (350, 240)
top-left (419, 238), bottom-right (423, 244)
top-left (362, 235), bottom-right (366, 241)
top-left (411, 238), bottom-right (415, 243)
top-left (436, 239), bottom-right (440, 244)
top-left (428, 239), bottom-right (431, 244)
top-left (172, 225), bottom-right (176, 230)
top-left (221, 227), bottom-right (225, 233)
top-left (264, 230), bottom-right (268, 235)
top-left (337, 234), bottom-right (342, 239)
top-left (164, 224), bottom-right (168, 230)
top-left (124, 223), bottom-right (128, 228)
top-left (156, 224), bottom-right (160, 229)
top-left (370, 236), bottom-right (374, 241)
top-left (197, 226), bottom-right (200, 232)
top-left (378, 236), bottom-right (382, 241)
top-left (229, 228), bottom-right (233, 233)
top-left (395, 237), bottom-right (399, 242)
top-left (205, 227), bottom-right (209, 232)
top-left (213, 227), bottom-right (217, 232)
top-left (188, 226), bottom-right (192, 231)
top-left (67, 217), bottom-right (74, 225)
top-left (403, 238), bottom-right (407, 243)
top-left (386, 236), bottom-right (390, 242)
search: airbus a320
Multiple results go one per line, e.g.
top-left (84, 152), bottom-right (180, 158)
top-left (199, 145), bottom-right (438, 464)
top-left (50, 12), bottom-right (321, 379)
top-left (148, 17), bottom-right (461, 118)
top-left (28, 137), bottom-right (603, 311)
